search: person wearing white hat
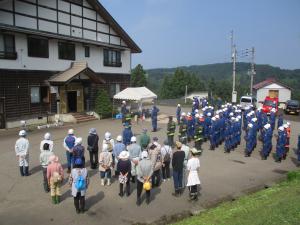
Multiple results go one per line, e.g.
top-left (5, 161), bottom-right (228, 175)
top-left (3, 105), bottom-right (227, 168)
top-left (127, 136), bottom-right (141, 183)
top-left (121, 100), bottom-right (128, 124)
top-left (113, 135), bottom-right (126, 177)
top-left (40, 132), bottom-right (53, 152)
top-left (117, 151), bottom-right (131, 197)
top-left (47, 155), bottom-right (64, 205)
top-left (87, 128), bottom-right (99, 169)
top-left (40, 133), bottom-right (54, 192)
top-left (63, 129), bottom-right (76, 173)
top-left (102, 132), bottom-right (114, 156)
top-left (261, 124), bottom-right (272, 160)
top-left (72, 137), bottom-right (85, 167)
top-left (275, 126), bottom-right (286, 162)
top-left (186, 148), bottom-right (201, 201)
top-left (136, 151), bottom-right (153, 205)
top-left (99, 144), bottom-right (113, 186)
top-left (245, 123), bottom-right (254, 157)
top-left (15, 130), bottom-right (30, 176)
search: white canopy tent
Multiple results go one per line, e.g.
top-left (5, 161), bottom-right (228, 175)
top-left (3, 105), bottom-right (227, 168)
top-left (113, 87), bottom-right (157, 101)
top-left (112, 87), bottom-right (157, 118)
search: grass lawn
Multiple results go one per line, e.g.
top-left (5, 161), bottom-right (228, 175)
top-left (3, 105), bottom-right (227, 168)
top-left (173, 171), bottom-right (300, 225)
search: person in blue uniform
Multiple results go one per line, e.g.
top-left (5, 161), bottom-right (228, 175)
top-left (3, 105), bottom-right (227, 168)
top-left (186, 112), bottom-right (195, 142)
top-left (245, 123), bottom-right (254, 157)
top-left (209, 117), bottom-right (217, 150)
top-left (277, 114), bottom-right (283, 129)
top-left (224, 120), bottom-right (231, 153)
top-left (176, 104), bottom-right (181, 125)
top-left (275, 126), bottom-right (286, 162)
top-left (178, 113), bottom-right (188, 144)
top-left (269, 108), bottom-right (276, 131)
top-left (151, 105), bottom-right (159, 132)
top-left (122, 123), bottom-right (133, 146)
top-left (204, 112), bottom-right (212, 141)
top-left (261, 124), bottom-right (272, 160)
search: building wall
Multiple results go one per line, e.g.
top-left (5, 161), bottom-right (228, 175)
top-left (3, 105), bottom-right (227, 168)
top-left (0, 32), bottom-right (131, 74)
top-left (257, 88), bottom-right (291, 103)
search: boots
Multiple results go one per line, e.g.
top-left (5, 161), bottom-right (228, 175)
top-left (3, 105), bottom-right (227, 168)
top-left (24, 166), bottom-right (29, 176)
top-left (80, 197), bottom-right (85, 213)
top-left (55, 195), bottom-right (60, 204)
top-left (101, 179), bottom-right (105, 186)
top-left (19, 166), bottom-right (24, 176)
top-left (51, 196), bottom-right (56, 204)
top-left (172, 190), bottom-right (180, 197)
top-left (107, 179), bottom-right (111, 186)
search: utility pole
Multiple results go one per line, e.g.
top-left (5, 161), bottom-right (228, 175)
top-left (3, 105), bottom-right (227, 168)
top-left (185, 85), bottom-right (187, 103)
top-left (250, 47), bottom-right (255, 96)
top-left (231, 30), bottom-right (237, 103)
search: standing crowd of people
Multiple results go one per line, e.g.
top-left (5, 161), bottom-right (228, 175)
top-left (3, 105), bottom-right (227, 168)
top-left (14, 97), bottom-right (299, 213)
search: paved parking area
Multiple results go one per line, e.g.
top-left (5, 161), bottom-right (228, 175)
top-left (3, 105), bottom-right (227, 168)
top-left (0, 106), bottom-right (299, 225)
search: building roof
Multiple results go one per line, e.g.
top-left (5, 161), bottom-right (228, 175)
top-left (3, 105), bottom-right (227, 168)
top-left (48, 61), bottom-right (105, 85)
top-left (113, 87), bottom-right (157, 101)
top-left (253, 78), bottom-right (291, 90)
top-left (87, 0), bottom-right (142, 53)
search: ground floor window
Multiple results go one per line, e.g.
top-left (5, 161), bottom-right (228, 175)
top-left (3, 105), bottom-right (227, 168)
top-left (109, 83), bottom-right (120, 97)
top-left (30, 86), bottom-right (49, 104)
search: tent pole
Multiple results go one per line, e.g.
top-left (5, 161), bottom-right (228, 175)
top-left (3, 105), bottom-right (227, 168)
top-left (112, 98), bottom-right (114, 120)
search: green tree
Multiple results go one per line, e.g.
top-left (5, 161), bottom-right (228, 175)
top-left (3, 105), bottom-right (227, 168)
top-left (131, 64), bottom-right (147, 87)
top-left (160, 75), bottom-right (173, 98)
top-left (94, 89), bottom-right (112, 119)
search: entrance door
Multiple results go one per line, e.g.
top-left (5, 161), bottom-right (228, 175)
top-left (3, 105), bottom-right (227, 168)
top-left (67, 91), bottom-right (77, 113)
top-left (269, 90), bottom-right (279, 98)
top-left (0, 99), bottom-right (5, 129)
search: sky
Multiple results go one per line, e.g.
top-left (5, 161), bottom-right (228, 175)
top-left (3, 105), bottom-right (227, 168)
top-left (100, 0), bottom-right (300, 70)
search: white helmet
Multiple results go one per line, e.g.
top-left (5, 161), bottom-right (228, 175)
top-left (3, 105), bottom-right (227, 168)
top-left (251, 118), bottom-right (257, 122)
top-left (229, 112), bottom-right (234, 116)
top-left (68, 129), bottom-right (74, 135)
top-left (75, 137), bottom-right (82, 145)
top-left (264, 124), bottom-right (271, 129)
top-left (278, 126), bottom-right (284, 131)
top-left (122, 101), bottom-right (126, 104)
top-left (271, 108), bottom-right (276, 112)
top-left (104, 132), bottom-right (111, 140)
top-left (19, 130), bottom-right (26, 137)
top-left (187, 112), bottom-right (191, 116)
top-left (195, 109), bottom-right (199, 113)
top-left (286, 122), bottom-right (290, 126)
top-left (207, 112), bottom-right (211, 117)
top-left (177, 104), bottom-right (181, 107)
top-left (235, 118), bottom-right (239, 122)
top-left (195, 114), bottom-right (200, 118)
top-left (215, 114), bottom-right (220, 119)
top-left (131, 136), bottom-right (137, 142)
top-left (44, 132), bottom-right (51, 140)
top-left (283, 124), bottom-right (288, 129)
top-left (116, 135), bottom-right (122, 142)
top-left (212, 117), bottom-right (216, 121)
top-left (248, 123), bottom-right (253, 128)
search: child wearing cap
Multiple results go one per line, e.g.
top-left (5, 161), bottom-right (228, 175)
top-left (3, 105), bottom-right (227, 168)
top-left (47, 155), bottom-right (64, 204)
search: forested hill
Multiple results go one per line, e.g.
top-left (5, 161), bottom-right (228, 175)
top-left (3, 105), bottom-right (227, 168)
top-left (146, 62), bottom-right (300, 100)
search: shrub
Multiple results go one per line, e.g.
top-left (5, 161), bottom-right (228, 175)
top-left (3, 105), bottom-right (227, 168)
top-left (94, 89), bottom-right (112, 119)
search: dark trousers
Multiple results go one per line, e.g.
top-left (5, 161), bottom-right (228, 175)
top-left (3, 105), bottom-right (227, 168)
top-left (42, 167), bottom-right (49, 192)
top-left (66, 151), bottom-right (73, 170)
top-left (119, 174), bottom-right (131, 196)
top-left (74, 192), bottom-right (85, 211)
top-left (137, 180), bottom-right (150, 200)
top-left (151, 169), bottom-right (161, 187)
top-left (173, 170), bottom-right (183, 191)
top-left (89, 151), bottom-right (98, 169)
top-left (161, 161), bottom-right (171, 179)
top-left (168, 135), bottom-right (174, 147)
top-left (189, 185), bottom-right (197, 194)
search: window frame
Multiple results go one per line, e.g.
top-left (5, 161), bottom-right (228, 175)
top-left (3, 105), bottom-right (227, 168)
top-left (58, 42), bottom-right (75, 60)
top-left (103, 49), bottom-right (122, 67)
top-left (0, 33), bottom-right (17, 60)
top-left (30, 86), bottom-right (50, 104)
top-left (84, 46), bottom-right (90, 58)
top-left (27, 36), bottom-right (49, 58)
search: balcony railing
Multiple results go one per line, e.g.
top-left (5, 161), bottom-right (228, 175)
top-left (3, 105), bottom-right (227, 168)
top-left (103, 61), bottom-right (122, 67)
top-left (0, 51), bottom-right (17, 60)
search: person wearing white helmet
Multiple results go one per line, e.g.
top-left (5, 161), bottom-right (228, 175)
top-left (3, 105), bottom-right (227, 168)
top-left (245, 123), bottom-right (254, 157)
top-left (176, 104), bottom-right (181, 124)
top-left (113, 135), bottom-right (126, 177)
top-left (121, 100), bottom-right (128, 124)
top-left (99, 143), bottom-right (113, 186)
top-left (102, 132), bottom-right (114, 153)
top-left (15, 130), bottom-right (30, 176)
top-left (40, 132), bottom-right (54, 152)
top-left (63, 129), bottom-right (76, 173)
top-left (40, 132), bottom-right (54, 192)
top-left (127, 136), bottom-right (142, 183)
top-left (275, 126), bottom-right (286, 162)
top-left (72, 137), bottom-right (85, 167)
top-left (261, 124), bottom-right (272, 160)
top-left (87, 128), bottom-right (99, 169)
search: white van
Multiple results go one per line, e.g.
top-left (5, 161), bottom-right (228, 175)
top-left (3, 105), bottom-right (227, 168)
top-left (240, 96), bottom-right (257, 110)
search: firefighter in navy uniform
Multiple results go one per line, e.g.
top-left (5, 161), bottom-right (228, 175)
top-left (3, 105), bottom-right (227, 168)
top-left (178, 113), bottom-right (188, 144)
top-left (194, 114), bottom-right (204, 151)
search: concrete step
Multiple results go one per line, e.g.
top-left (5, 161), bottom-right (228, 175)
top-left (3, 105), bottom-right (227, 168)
top-left (72, 113), bottom-right (98, 123)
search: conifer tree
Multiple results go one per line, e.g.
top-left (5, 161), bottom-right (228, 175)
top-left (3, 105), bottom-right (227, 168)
top-left (94, 89), bottom-right (112, 118)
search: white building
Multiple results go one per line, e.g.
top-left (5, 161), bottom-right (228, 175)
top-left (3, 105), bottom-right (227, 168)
top-left (0, 0), bottom-right (141, 128)
top-left (253, 78), bottom-right (291, 106)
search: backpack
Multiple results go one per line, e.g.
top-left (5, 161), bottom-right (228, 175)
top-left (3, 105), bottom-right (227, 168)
top-left (163, 146), bottom-right (171, 162)
top-left (43, 142), bottom-right (50, 151)
top-left (75, 170), bottom-right (86, 191)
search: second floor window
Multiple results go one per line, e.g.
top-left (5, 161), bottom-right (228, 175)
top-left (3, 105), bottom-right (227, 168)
top-left (28, 36), bottom-right (49, 58)
top-left (0, 33), bottom-right (17, 60)
top-left (58, 42), bottom-right (75, 60)
top-left (103, 49), bottom-right (122, 67)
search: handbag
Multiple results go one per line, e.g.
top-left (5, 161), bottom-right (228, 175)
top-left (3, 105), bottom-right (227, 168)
top-left (119, 173), bottom-right (128, 184)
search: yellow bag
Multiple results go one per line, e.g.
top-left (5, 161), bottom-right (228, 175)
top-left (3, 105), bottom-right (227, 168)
top-left (143, 181), bottom-right (151, 191)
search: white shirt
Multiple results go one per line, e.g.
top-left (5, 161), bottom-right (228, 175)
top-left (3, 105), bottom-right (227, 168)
top-left (15, 137), bottom-right (29, 156)
top-left (40, 140), bottom-right (54, 152)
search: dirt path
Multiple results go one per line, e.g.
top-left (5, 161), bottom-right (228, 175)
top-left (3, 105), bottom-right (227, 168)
top-left (0, 106), bottom-right (299, 225)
